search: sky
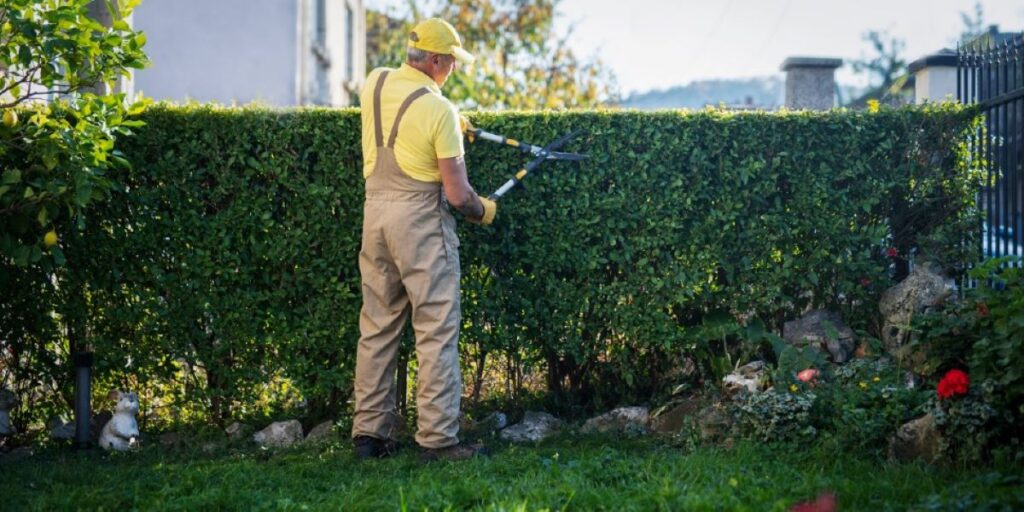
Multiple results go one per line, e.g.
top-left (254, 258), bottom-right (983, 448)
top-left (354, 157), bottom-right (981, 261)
top-left (366, 0), bottom-right (1024, 94)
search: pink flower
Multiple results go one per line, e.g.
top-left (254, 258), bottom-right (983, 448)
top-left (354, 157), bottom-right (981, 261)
top-left (797, 368), bottom-right (820, 386)
top-left (790, 492), bottom-right (836, 512)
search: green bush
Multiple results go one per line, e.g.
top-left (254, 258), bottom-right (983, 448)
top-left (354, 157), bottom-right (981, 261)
top-left (912, 257), bottom-right (1024, 462)
top-left (818, 358), bottom-right (931, 452)
top-left (732, 389), bottom-right (817, 442)
top-left (914, 258), bottom-right (1024, 401)
top-left (1, 103), bottom-right (981, 426)
top-left (932, 379), bottom-right (1009, 463)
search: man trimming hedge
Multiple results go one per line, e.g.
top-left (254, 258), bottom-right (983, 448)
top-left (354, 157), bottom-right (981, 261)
top-left (351, 18), bottom-right (495, 462)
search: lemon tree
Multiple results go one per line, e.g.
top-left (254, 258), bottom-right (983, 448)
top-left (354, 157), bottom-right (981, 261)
top-left (0, 0), bottom-right (149, 267)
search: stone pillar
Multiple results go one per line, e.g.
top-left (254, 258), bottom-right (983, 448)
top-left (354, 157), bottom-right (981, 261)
top-left (780, 57), bottom-right (843, 110)
top-left (909, 49), bottom-right (958, 104)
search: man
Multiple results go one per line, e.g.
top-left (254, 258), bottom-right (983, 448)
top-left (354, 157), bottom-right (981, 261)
top-left (351, 18), bottom-right (496, 462)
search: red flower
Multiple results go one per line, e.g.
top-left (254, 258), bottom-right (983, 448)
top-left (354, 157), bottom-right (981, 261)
top-left (976, 302), bottom-right (990, 318)
top-left (860, 277), bottom-right (872, 287)
top-left (886, 247), bottom-right (899, 258)
top-left (937, 369), bottom-right (969, 400)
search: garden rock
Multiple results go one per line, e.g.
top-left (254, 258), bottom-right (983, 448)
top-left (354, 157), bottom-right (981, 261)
top-left (722, 361), bottom-right (767, 396)
top-left (461, 412), bottom-right (509, 436)
top-left (159, 432), bottom-right (185, 447)
top-left (304, 420), bottom-right (335, 443)
top-left (201, 441), bottom-right (221, 453)
top-left (581, 406), bottom-right (650, 434)
top-left (783, 309), bottom-right (856, 363)
top-left (253, 420), bottom-right (303, 448)
top-left (651, 398), bottom-right (702, 433)
top-left (225, 421), bottom-right (253, 441)
top-left (499, 411), bottom-right (562, 443)
top-left (49, 420), bottom-right (75, 440)
top-left (696, 403), bottom-right (733, 442)
top-left (879, 263), bottom-right (953, 360)
top-left (0, 389), bottom-right (17, 437)
top-left (889, 412), bottom-right (942, 464)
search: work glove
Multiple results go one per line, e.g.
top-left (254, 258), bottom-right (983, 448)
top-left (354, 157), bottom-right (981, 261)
top-left (467, 195), bottom-right (496, 226)
top-left (459, 114), bottom-right (476, 143)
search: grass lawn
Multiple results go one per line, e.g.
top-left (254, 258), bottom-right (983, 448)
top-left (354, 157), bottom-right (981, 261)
top-left (2, 434), bottom-right (1022, 511)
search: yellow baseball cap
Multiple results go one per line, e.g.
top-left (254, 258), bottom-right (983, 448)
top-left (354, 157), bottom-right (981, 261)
top-left (408, 18), bottom-right (475, 65)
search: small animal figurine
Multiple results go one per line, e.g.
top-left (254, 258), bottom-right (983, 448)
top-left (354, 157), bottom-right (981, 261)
top-left (0, 389), bottom-right (17, 438)
top-left (99, 391), bottom-right (140, 451)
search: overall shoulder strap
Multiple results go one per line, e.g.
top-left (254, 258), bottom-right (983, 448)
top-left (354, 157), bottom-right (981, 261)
top-left (371, 70), bottom-right (390, 148)
top-left (386, 88), bottom-right (432, 148)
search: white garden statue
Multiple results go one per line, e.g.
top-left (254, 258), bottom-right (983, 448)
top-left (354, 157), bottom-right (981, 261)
top-left (99, 391), bottom-right (140, 451)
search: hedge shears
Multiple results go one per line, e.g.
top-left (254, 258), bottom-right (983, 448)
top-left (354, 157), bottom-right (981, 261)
top-left (462, 120), bottom-right (587, 201)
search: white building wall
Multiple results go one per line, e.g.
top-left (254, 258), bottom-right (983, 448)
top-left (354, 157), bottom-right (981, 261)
top-left (914, 67), bottom-right (958, 104)
top-left (133, 0), bottom-right (299, 106)
top-left (296, 0), bottom-right (365, 106)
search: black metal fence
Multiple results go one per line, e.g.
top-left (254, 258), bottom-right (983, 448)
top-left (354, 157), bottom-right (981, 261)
top-left (958, 33), bottom-right (1024, 264)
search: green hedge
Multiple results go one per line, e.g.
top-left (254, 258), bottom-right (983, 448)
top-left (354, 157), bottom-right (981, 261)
top-left (0, 104), bottom-right (981, 424)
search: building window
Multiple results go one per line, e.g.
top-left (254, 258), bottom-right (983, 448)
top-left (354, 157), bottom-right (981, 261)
top-left (315, 0), bottom-right (327, 48)
top-left (311, 0), bottom-right (331, 104)
top-left (345, 4), bottom-right (354, 82)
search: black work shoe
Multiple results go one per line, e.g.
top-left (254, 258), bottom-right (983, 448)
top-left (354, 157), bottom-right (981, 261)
top-left (353, 435), bottom-right (400, 460)
top-left (419, 442), bottom-right (489, 463)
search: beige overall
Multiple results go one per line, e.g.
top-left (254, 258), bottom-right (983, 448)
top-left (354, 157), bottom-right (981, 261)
top-left (352, 71), bottom-right (462, 449)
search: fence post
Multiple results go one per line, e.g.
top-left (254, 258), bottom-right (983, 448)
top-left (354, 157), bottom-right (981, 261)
top-left (780, 57), bottom-right (843, 110)
top-left (910, 49), bottom-right (959, 104)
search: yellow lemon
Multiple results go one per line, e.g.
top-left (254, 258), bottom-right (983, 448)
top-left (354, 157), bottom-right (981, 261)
top-left (3, 110), bottom-right (17, 128)
top-left (44, 230), bottom-right (58, 248)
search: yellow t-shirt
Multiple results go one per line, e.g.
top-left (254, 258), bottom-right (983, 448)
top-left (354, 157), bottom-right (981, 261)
top-left (360, 64), bottom-right (464, 183)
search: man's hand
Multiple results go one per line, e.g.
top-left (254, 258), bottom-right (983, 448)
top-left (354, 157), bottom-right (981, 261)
top-left (459, 114), bottom-right (474, 134)
top-left (466, 196), bottom-right (497, 226)
top-left (459, 115), bottom-right (476, 143)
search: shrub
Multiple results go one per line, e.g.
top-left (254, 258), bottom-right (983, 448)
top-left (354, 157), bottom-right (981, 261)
top-left (1, 104), bottom-right (981, 426)
top-left (732, 389), bottom-right (817, 442)
top-left (912, 257), bottom-right (1024, 461)
top-left (933, 378), bottom-right (1011, 462)
top-left (818, 358), bottom-right (931, 451)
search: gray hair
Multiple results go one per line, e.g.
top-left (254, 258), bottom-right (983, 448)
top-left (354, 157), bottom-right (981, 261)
top-left (407, 47), bottom-right (429, 63)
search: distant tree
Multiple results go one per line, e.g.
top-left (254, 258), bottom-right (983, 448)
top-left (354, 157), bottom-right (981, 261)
top-left (365, 0), bottom-right (617, 110)
top-left (366, 2), bottom-right (420, 74)
top-left (848, 30), bottom-right (909, 107)
top-left (958, 2), bottom-right (986, 45)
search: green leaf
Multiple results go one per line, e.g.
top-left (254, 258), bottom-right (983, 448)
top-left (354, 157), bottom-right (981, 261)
top-left (2, 170), bottom-right (21, 185)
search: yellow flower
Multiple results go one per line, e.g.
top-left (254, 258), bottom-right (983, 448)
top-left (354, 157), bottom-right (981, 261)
top-left (859, 381), bottom-right (868, 389)
top-left (867, 99), bottom-right (880, 113)
top-left (873, 376), bottom-right (881, 382)
top-left (789, 384), bottom-right (798, 393)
